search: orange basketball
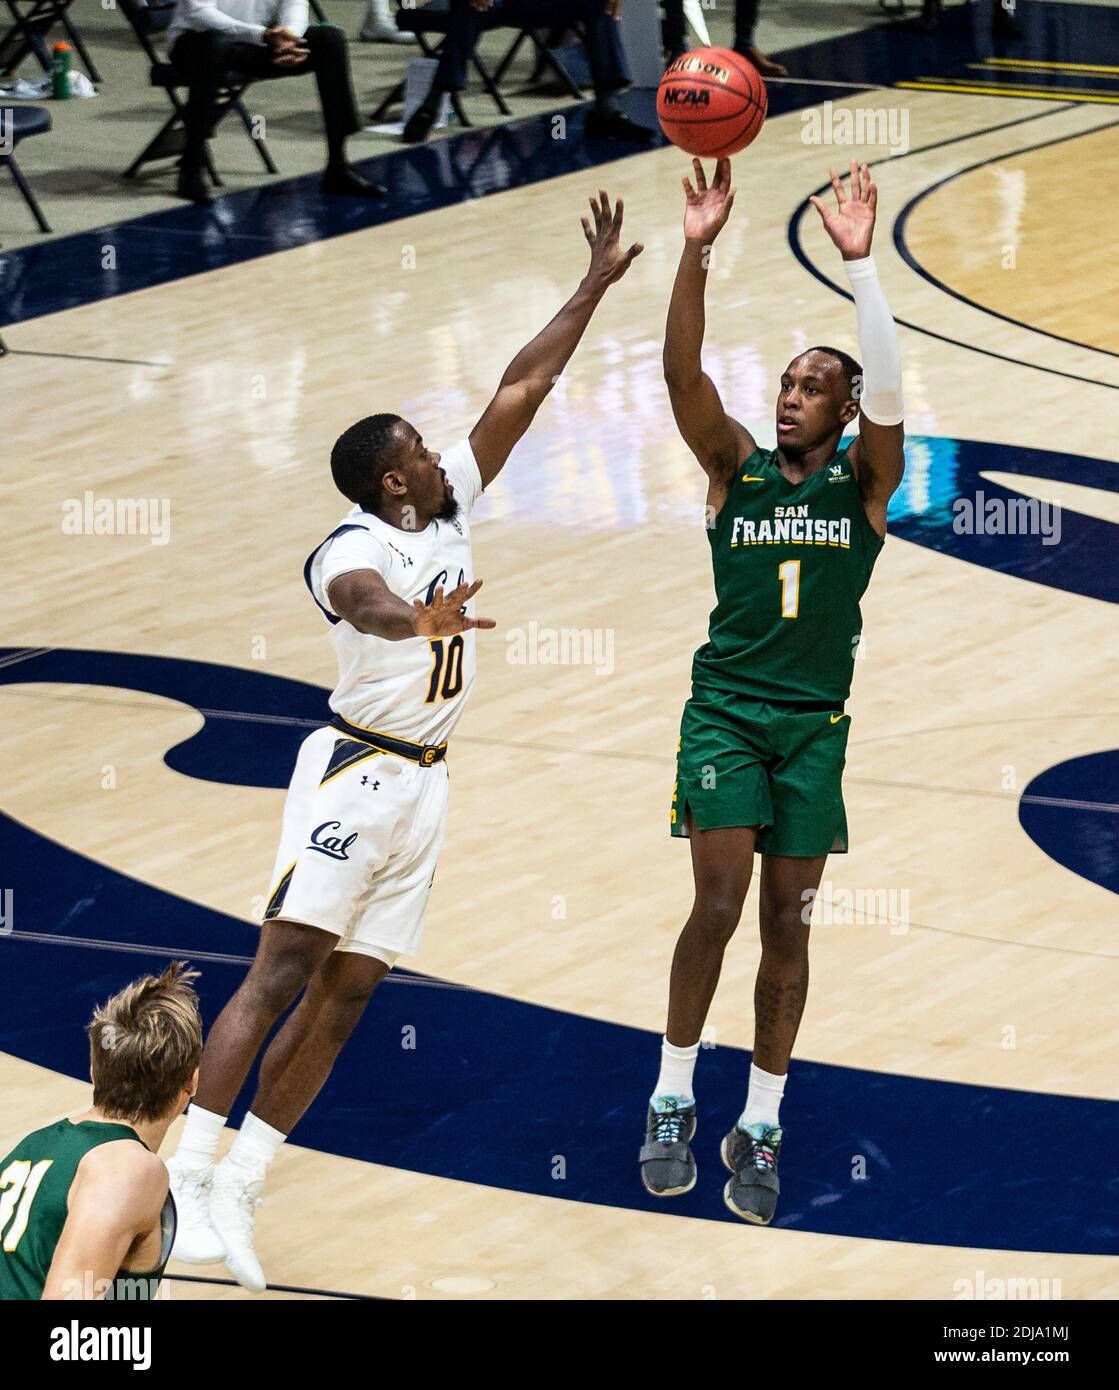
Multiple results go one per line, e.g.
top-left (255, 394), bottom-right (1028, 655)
top-left (656, 47), bottom-right (768, 160)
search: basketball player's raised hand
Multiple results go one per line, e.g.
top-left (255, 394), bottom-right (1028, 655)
top-left (681, 157), bottom-right (736, 243)
top-left (808, 160), bottom-right (877, 261)
top-left (580, 190), bottom-right (644, 289)
top-left (413, 579), bottom-right (496, 638)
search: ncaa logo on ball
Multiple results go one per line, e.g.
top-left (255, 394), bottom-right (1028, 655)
top-left (662, 87), bottom-right (712, 107)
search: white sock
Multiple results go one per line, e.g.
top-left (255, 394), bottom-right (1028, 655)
top-left (651, 1037), bottom-right (700, 1105)
top-left (740, 1063), bottom-right (786, 1130)
top-left (175, 1104), bottom-right (227, 1171)
top-left (224, 1112), bottom-right (287, 1178)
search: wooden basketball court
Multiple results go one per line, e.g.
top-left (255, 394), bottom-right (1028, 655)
top-left (2, 8), bottom-right (1117, 1300)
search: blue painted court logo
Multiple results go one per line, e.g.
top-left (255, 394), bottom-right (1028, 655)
top-left (307, 821), bottom-right (358, 860)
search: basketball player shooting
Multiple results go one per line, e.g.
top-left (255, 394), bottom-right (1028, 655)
top-left (640, 158), bottom-right (905, 1224)
top-left (165, 191), bottom-right (641, 1293)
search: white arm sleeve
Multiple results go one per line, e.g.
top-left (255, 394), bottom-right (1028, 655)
top-left (274, 0), bottom-right (309, 35)
top-left (843, 255), bottom-right (905, 427)
top-left (173, 0), bottom-right (268, 42)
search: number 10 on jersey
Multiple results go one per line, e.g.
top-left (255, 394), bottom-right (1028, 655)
top-left (425, 635), bottom-right (465, 703)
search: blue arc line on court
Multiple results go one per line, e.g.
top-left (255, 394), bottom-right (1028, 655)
top-left (892, 120), bottom-right (1119, 360)
top-left (787, 114), bottom-right (1119, 392)
top-left (0, 638), bottom-right (1117, 1254)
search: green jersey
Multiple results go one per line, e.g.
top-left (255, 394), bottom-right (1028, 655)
top-left (0, 1119), bottom-right (174, 1300)
top-left (692, 444), bottom-right (883, 706)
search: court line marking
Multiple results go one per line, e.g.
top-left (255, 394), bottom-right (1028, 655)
top-left (0, 684), bottom-right (1115, 815)
top-left (898, 80), bottom-right (1119, 103)
top-left (0, 646), bottom-right (55, 671)
top-left (767, 76), bottom-right (885, 90)
top-left (0, 931), bottom-right (470, 987)
top-left (788, 106), bottom-right (1119, 390)
top-left (975, 58), bottom-right (1119, 75)
top-left (892, 120), bottom-right (1119, 360)
top-left (4, 901), bottom-right (1115, 964)
top-left (2, 347), bottom-right (171, 369)
top-left (165, 1271), bottom-right (383, 1300)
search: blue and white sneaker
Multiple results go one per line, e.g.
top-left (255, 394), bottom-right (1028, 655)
top-left (639, 1095), bottom-right (698, 1197)
top-left (721, 1122), bottom-right (782, 1225)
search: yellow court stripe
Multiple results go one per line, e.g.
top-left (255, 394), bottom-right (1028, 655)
top-left (912, 75), bottom-right (1119, 98)
top-left (974, 57), bottom-right (1119, 75)
top-left (896, 81), bottom-right (1119, 104)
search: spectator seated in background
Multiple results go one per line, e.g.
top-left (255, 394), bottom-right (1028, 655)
top-left (402, 0), bottom-right (656, 145)
top-left (168, 0), bottom-right (386, 204)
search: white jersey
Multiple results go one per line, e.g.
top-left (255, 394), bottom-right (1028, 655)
top-left (304, 438), bottom-right (482, 748)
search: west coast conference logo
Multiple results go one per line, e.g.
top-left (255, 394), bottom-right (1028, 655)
top-left (661, 54), bottom-right (731, 107)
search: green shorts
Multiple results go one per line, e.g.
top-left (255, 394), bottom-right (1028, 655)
top-left (671, 687), bottom-right (851, 857)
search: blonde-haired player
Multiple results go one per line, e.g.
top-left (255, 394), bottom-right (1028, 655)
top-left (0, 963), bottom-right (202, 1300)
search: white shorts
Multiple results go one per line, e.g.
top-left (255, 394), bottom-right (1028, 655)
top-left (262, 725), bottom-right (450, 964)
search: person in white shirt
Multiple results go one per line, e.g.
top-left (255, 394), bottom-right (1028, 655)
top-left (165, 191), bottom-right (643, 1293)
top-left (167, 0), bottom-right (384, 204)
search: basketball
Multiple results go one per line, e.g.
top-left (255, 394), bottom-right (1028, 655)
top-left (657, 47), bottom-right (768, 160)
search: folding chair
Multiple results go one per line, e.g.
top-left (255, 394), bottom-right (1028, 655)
top-left (368, 0), bottom-right (511, 127)
top-left (0, 0), bottom-right (101, 83)
top-left (491, 25), bottom-right (583, 100)
top-left (117, 0), bottom-right (277, 187)
top-left (1, 102), bottom-right (51, 232)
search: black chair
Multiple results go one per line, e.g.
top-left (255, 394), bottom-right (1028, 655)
top-left (117, 0), bottom-right (277, 188)
top-left (491, 24), bottom-right (583, 100)
top-left (0, 0), bottom-right (101, 83)
top-left (1, 103), bottom-right (51, 232)
top-left (369, 0), bottom-right (512, 127)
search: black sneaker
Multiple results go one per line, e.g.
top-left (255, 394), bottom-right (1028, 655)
top-left (402, 102), bottom-right (439, 144)
top-left (640, 1097), bottom-right (697, 1197)
top-left (176, 164), bottom-right (212, 206)
top-left (721, 1122), bottom-right (782, 1224)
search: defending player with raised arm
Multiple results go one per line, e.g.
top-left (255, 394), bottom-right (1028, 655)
top-left (0, 964), bottom-right (202, 1301)
top-left (641, 158), bottom-right (904, 1225)
top-left (165, 193), bottom-right (642, 1294)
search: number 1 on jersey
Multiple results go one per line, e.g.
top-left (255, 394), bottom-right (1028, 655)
top-left (778, 560), bottom-right (801, 619)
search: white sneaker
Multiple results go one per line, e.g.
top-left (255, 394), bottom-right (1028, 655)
top-left (166, 1158), bottom-right (226, 1265)
top-left (210, 1160), bottom-right (267, 1294)
top-left (359, 23), bottom-right (413, 43)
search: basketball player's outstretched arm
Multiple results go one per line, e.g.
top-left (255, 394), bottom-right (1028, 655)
top-left (664, 158), bottom-right (756, 502)
top-left (41, 1143), bottom-right (167, 1299)
top-left (468, 190), bottom-right (643, 487)
top-left (329, 573), bottom-right (497, 641)
top-left (809, 160), bottom-right (905, 535)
